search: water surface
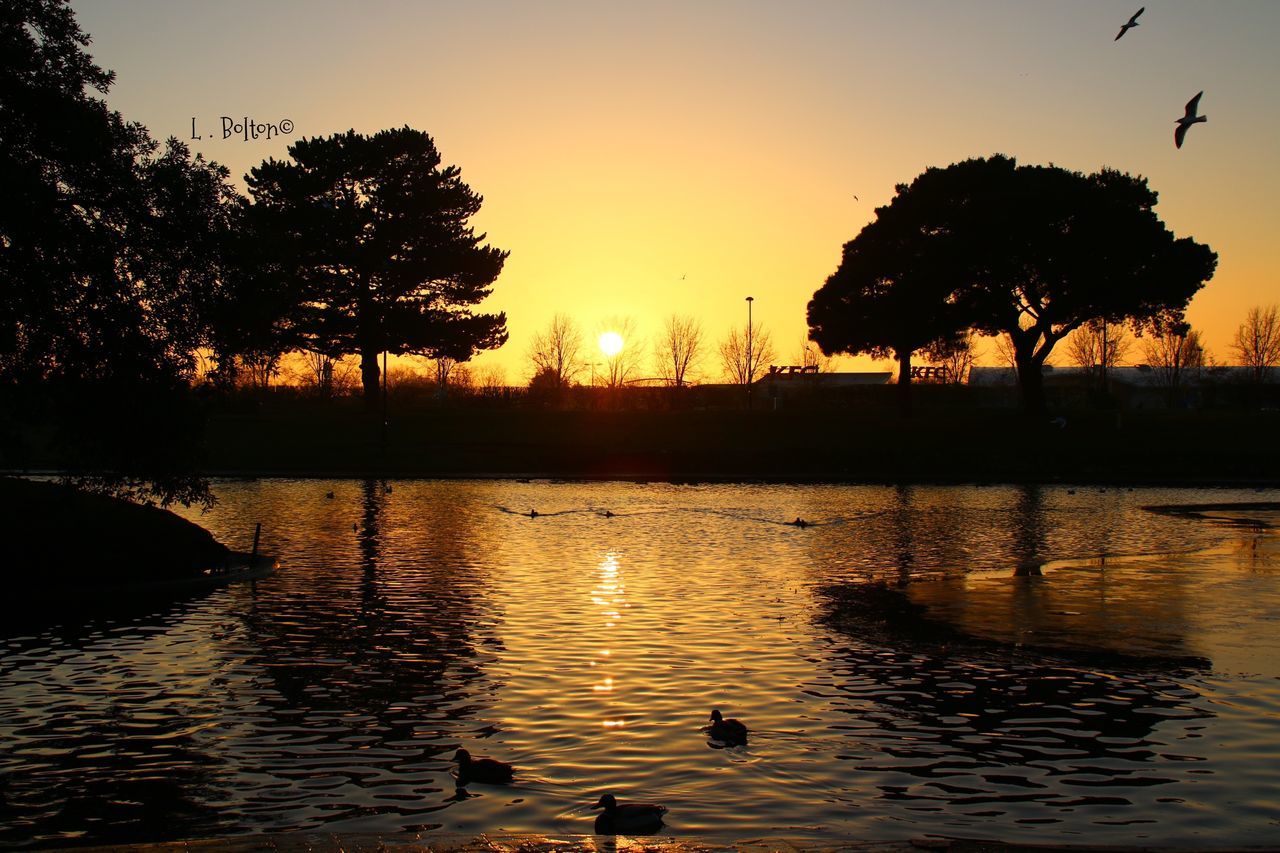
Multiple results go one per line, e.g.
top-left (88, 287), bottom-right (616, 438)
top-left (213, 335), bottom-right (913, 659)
top-left (1, 481), bottom-right (1278, 847)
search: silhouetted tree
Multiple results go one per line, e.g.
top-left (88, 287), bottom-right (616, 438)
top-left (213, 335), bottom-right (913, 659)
top-left (294, 350), bottom-right (357, 398)
top-left (246, 128), bottom-right (508, 409)
top-left (654, 314), bottom-right (704, 387)
top-left (1140, 321), bottom-right (1205, 401)
top-left (203, 199), bottom-right (307, 390)
top-left (474, 363), bottom-right (507, 396)
top-left (1066, 320), bottom-right (1132, 389)
top-left (719, 321), bottom-right (775, 385)
top-left (808, 205), bottom-right (968, 411)
top-left (598, 316), bottom-right (642, 388)
top-left (929, 329), bottom-right (981, 384)
top-left (528, 313), bottom-right (584, 387)
top-left (1232, 304), bottom-right (1280, 384)
top-left (797, 338), bottom-right (836, 373)
top-left (822, 156), bottom-right (1217, 413)
top-left (1, 0), bottom-right (239, 505)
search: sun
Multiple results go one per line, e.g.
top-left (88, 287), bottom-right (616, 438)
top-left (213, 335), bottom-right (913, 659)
top-left (598, 331), bottom-right (624, 357)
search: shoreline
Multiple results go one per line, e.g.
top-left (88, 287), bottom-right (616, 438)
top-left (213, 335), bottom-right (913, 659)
top-left (46, 830), bottom-right (1280, 853)
top-left (9, 468), bottom-right (1280, 491)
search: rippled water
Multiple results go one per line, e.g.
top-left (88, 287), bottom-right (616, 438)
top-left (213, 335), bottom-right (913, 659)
top-left (2, 481), bottom-right (1279, 848)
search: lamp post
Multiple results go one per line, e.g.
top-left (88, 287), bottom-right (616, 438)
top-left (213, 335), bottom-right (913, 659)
top-left (745, 296), bottom-right (754, 410)
top-left (381, 348), bottom-right (389, 449)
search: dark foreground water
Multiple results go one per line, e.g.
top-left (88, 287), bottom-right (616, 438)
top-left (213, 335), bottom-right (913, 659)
top-left (2, 481), bottom-right (1279, 848)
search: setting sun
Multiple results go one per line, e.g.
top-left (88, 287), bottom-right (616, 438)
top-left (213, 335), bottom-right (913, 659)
top-left (598, 331), bottom-right (624, 357)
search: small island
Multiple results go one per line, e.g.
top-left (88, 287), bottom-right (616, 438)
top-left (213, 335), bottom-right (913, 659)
top-left (1, 477), bottom-right (237, 591)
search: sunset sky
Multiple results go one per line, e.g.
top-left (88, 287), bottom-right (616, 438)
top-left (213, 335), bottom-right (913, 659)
top-left (71, 0), bottom-right (1280, 381)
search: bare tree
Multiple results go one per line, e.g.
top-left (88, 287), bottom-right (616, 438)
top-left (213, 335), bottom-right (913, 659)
top-left (797, 338), bottom-right (836, 373)
top-left (238, 351), bottom-right (280, 390)
top-left (926, 329), bottom-right (981, 384)
top-left (424, 356), bottom-right (457, 392)
top-left (475, 363), bottom-right (507, 394)
top-left (994, 332), bottom-right (1057, 372)
top-left (654, 314), bottom-right (704, 387)
top-left (1140, 322), bottom-right (1206, 394)
top-left (598, 316), bottom-right (644, 388)
top-left (1232, 304), bottom-right (1280, 383)
top-left (293, 349), bottom-right (357, 397)
top-left (528, 313), bottom-right (584, 388)
top-left (1065, 320), bottom-right (1132, 386)
top-left (719, 322), bottom-right (776, 385)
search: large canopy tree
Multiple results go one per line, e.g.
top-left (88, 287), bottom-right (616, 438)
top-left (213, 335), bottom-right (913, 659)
top-left (246, 128), bottom-right (509, 407)
top-left (1, 0), bottom-right (238, 505)
top-left (812, 156), bottom-right (1218, 413)
top-left (807, 198), bottom-right (970, 411)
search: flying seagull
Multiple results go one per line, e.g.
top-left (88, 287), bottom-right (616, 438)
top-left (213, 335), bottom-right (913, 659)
top-left (1174, 91), bottom-right (1206, 149)
top-left (1115, 7), bottom-right (1143, 40)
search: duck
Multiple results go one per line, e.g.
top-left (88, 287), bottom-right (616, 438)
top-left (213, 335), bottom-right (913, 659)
top-left (708, 708), bottom-right (749, 744)
top-left (788, 517), bottom-right (809, 528)
top-left (452, 748), bottom-right (514, 785)
top-left (591, 793), bottom-right (667, 835)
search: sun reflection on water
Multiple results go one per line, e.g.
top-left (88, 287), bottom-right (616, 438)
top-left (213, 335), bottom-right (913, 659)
top-left (592, 552), bottom-right (627, 726)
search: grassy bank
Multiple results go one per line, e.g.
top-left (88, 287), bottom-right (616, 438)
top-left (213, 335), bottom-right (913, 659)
top-left (198, 399), bottom-right (1280, 484)
top-left (0, 476), bottom-right (231, 586)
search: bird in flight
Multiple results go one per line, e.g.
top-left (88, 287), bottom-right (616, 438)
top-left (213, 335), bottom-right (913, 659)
top-left (1115, 7), bottom-right (1144, 40)
top-left (1174, 91), bottom-right (1206, 149)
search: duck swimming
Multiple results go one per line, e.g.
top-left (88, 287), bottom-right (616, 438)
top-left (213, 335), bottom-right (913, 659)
top-left (708, 708), bottom-right (749, 744)
top-left (452, 748), bottom-right (514, 785)
top-left (591, 793), bottom-right (667, 835)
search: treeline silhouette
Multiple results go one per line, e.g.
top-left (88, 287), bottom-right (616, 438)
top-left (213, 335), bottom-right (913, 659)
top-left (2, 3), bottom-right (506, 504)
top-left (807, 156), bottom-right (1218, 415)
top-left (0, 4), bottom-right (1263, 503)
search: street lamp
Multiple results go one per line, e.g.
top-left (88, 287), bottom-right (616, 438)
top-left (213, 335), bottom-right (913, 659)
top-left (745, 296), bottom-right (754, 410)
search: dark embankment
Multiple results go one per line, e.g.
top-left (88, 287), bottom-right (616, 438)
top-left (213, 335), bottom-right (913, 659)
top-left (196, 400), bottom-right (1280, 484)
top-left (0, 477), bottom-right (230, 588)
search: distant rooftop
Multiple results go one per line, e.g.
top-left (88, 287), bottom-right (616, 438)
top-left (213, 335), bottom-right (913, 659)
top-left (968, 365), bottom-right (1260, 387)
top-left (757, 367), bottom-right (893, 386)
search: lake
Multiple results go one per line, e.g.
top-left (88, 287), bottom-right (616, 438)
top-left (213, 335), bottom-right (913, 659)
top-left (2, 480), bottom-right (1278, 848)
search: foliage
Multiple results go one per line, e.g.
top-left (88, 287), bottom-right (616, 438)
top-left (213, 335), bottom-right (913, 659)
top-left (808, 200), bottom-right (969, 393)
top-left (926, 329), bottom-right (981, 385)
top-left (1, 0), bottom-right (240, 506)
top-left (812, 156), bottom-right (1217, 413)
top-left (1232, 304), bottom-right (1280, 384)
top-left (245, 127), bottom-right (508, 407)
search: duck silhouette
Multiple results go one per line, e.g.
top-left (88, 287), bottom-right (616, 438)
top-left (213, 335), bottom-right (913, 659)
top-left (708, 708), bottom-right (749, 744)
top-left (591, 793), bottom-right (667, 835)
top-left (452, 748), bottom-right (514, 785)
top-left (788, 517), bottom-right (809, 528)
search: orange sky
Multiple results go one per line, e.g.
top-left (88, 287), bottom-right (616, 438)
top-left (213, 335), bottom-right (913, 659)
top-left (73, 1), bottom-right (1280, 382)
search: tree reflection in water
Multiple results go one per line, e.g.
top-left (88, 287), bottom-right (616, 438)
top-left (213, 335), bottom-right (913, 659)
top-left (222, 479), bottom-right (497, 833)
top-left (814, 581), bottom-right (1213, 819)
